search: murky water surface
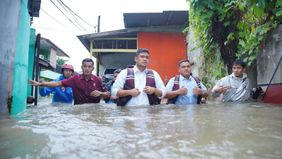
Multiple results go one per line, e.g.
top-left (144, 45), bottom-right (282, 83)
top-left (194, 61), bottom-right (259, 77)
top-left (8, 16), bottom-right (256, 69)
top-left (1, 99), bottom-right (282, 159)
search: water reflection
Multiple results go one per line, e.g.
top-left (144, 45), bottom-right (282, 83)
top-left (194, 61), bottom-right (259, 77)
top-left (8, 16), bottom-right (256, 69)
top-left (0, 101), bottom-right (282, 158)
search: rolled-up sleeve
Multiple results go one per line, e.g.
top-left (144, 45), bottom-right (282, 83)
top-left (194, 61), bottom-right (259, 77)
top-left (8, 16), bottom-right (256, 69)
top-left (153, 71), bottom-right (166, 98)
top-left (111, 69), bottom-right (127, 96)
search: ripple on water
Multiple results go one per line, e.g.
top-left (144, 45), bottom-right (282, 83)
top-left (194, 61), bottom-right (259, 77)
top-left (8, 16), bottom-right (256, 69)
top-left (1, 100), bottom-right (282, 158)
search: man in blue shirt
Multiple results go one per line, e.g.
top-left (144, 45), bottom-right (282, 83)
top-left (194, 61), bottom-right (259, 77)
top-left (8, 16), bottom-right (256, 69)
top-left (39, 64), bottom-right (74, 104)
top-left (165, 59), bottom-right (208, 105)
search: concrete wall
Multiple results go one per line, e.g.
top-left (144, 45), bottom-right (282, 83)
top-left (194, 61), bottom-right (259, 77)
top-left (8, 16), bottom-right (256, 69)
top-left (257, 25), bottom-right (282, 86)
top-left (138, 32), bottom-right (187, 83)
top-left (11, 0), bottom-right (31, 115)
top-left (0, 0), bottom-right (21, 114)
top-left (50, 48), bottom-right (57, 68)
top-left (187, 27), bottom-right (204, 77)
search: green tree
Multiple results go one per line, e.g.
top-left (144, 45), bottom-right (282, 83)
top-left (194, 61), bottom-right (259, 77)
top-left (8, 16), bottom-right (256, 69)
top-left (188, 0), bottom-right (282, 86)
top-left (56, 57), bottom-right (66, 66)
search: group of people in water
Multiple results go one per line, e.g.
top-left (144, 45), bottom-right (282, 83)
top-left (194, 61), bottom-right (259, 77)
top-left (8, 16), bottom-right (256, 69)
top-left (30, 48), bottom-right (259, 106)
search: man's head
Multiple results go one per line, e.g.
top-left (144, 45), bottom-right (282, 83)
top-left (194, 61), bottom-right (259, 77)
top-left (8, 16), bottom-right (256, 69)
top-left (178, 59), bottom-right (192, 78)
top-left (113, 69), bottom-right (121, 81)
top-left (81, 58), bottom-right (94, 76)
top-left (135, 48), bottom-right (150, 69)
top-left (62, 64), bottom-right (74, 78)
top-left (232, 60), bottom-right (246, 77)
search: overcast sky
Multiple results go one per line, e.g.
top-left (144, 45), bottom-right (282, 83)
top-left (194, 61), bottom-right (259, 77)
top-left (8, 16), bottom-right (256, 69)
top-left (32, 0), bottom-right (188, 72)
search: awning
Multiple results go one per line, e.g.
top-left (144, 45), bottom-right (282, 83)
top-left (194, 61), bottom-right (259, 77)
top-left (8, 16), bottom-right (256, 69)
top-left (40, 70), bottom-right (61, 80)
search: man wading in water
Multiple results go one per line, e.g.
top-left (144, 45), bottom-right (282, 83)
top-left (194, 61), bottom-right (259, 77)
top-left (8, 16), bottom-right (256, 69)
top-left (111, 48), bottom-right (166, 106)
top-left (165, 59), bottom-right (208, 105)
top-left (39, 64), bottom-right (74, 104)
top-left (30, 58), bottom-right (110, 105)
top-left (212, 60), bottom-right (251, 102)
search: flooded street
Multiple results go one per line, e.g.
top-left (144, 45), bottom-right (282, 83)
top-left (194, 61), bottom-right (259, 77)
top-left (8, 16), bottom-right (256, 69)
top-left (1, 100), bottom-right (282, 159)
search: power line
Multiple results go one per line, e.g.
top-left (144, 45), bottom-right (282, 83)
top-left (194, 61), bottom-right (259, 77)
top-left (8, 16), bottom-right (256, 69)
top-left (56, 0), bottom-right (88, 32)
top-left (41, 8), bottom-right (76, 31)
top-left (50, 0), bottom-right (84, 31)
top-left (59, 0), bottom-right (97, 29)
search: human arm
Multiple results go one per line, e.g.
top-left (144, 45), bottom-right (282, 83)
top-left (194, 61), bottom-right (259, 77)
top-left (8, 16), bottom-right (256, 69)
top-left (39, 77), bottom-right (65, 96)
top-left (145, 71), bottom-right (166, 98)
top-left (164, 77), bottom-right (187, 99)
top-left (116, 88), bottom-right (140, 97)
top-left (165, 87), bottom-right (187, 99)
top-left (142, 86), bottom-right (160, 97)
top-left (29, 80), bottom-right (62, 87)
top-left (90, 76), bottom-right (111, 99)
top-left (193, 82), bottom-right (208, 98)
top-left (213, 86), bottom-right (231, 94)
top-left (90, 90), bottom-right (110, 99)
top-left (111, 69), bottom-right (140, 97)
top-left (211, 78), bottom-right (231, 97)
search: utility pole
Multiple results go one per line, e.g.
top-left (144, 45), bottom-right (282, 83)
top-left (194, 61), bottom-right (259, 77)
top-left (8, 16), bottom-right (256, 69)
top-left (97, 15), bottom-right (100, 32)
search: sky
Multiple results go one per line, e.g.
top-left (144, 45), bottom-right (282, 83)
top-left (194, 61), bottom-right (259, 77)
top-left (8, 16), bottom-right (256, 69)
top-left (32, 0), bottom-right (188, 72)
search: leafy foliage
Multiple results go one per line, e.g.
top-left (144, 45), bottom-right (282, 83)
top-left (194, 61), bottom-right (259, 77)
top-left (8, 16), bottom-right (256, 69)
top-left (187, 0), bottom-right (281, 86)
top-left (56, 57), bottom-right (66, 66)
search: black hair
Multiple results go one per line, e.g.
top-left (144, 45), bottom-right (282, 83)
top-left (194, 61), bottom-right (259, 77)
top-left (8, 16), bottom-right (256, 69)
top-left (136, 48), bottom-right (150, 57)
top-left (82, 58), bottom-right (94, 66)
top-left (178, 59), bottom-right (190, 67)
top-left (233, 60), bottom-right (246, 68)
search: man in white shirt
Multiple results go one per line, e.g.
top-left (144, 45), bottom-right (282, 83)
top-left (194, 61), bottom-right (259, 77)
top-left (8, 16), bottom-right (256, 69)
top-left (112, 48), bottom-right (166, 106)
top-left (212, 60), bottom-right (251, 102)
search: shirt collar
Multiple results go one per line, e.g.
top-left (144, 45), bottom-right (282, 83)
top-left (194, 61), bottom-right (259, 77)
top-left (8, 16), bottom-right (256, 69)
top-left (180, 74), bottom-right (192, 81)
top-left (79, 74), bottom-right (95, 81)
top-left (230, 73), bottom-right (247, 80)
top-left (133, 65), bottom-right (147, 73)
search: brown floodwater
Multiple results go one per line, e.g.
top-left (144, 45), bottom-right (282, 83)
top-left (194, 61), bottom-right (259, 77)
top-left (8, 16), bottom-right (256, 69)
top-left (0, 99), bottom-right (282, 159)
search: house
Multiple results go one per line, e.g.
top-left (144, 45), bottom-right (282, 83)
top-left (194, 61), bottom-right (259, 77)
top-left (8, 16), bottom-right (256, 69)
top-left (78, 11), bottom-right (188, 83)
top-left (38, 37), bottom-right (70, 81)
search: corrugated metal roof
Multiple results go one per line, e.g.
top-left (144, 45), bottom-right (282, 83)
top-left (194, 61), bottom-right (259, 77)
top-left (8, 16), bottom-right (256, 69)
top-left (77, 11), bottom-right (188, 51)
top-left (124, 11), bottom-right (188, 28)
top-left (77, 29), bottom-right (137, 51)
